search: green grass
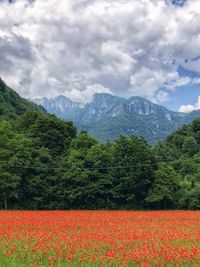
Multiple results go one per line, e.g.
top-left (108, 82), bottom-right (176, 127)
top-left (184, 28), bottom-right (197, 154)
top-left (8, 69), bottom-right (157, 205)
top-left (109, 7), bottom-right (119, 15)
top-left (0, 253), bottom-right (199, 267)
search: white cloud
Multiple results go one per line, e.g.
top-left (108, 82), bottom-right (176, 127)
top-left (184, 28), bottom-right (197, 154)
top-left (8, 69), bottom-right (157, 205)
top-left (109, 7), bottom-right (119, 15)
top-left (192, 77), bottom-right (200, 85)
top-left (166, 76), bottom-right (191, 90)
top-left (129, 67), bottom-right (166, 99)
top-left (0, 0), bottom-right (200, 103)
top-left (179, 96), bottom-right (200, 113)
top-left (65, 84), bottom-right (112, 103)
top-left (156, 91), bottom-right (170, 103)
top-left (129, 67), bottom-right (182, 101)
top-left (101, 41), bottom-right (135, 75)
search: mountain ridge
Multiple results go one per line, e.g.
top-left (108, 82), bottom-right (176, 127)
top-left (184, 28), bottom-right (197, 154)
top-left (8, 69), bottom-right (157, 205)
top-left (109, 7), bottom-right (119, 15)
top-left (32, 93), bottom-right (200, 144)
top-left (1, 76), bottom-right (200, 144)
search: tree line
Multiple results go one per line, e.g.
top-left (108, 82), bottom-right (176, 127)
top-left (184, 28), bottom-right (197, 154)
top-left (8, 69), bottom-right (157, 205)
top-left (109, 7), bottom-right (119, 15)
top-left (0, 111), bottom-right (200, 210)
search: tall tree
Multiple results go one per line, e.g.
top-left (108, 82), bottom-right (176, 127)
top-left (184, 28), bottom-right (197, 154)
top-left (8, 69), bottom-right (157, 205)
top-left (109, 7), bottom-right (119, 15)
top-left (110, 136), bottom-right (156, 209)
top-left (0, 120), bottom-right (32, 209)
top-left (146, 163), bottom-right (180, 209)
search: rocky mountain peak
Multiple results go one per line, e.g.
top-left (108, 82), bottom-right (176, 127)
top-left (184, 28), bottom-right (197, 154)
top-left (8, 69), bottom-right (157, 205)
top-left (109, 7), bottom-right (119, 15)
top-left (91, 93), bottom-right (120, 106)
top-left (125, 96), bottom-right (167, 116)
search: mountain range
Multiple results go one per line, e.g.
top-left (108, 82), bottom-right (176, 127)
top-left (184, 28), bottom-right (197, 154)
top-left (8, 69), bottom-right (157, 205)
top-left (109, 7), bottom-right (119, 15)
top-left (1, 76), bottom-right (200, 144)
top-left (32, 93), bottom-right (200, 144)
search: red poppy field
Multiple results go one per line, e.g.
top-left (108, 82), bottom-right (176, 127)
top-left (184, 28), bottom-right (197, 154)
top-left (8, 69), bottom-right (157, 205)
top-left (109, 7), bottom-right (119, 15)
top-left (0, 211), bottom-right (199, 267)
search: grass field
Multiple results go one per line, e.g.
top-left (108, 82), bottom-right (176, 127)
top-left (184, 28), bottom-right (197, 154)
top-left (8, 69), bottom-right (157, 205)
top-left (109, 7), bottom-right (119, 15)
top-left (0, 211), bottom-right (199, 266)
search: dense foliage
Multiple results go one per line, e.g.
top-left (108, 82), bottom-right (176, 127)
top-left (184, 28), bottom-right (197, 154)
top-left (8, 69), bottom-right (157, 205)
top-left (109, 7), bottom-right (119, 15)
top-left (0, 108), bottom-right (199, 210)
top-left (0, 78), bottom-right (200, 210)
top-left (154, 119), bottom-right (200, 210)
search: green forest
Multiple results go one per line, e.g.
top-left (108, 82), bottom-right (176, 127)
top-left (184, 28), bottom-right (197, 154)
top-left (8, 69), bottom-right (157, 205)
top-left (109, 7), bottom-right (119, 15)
top-left (0, 78), bottom-right (200, 210)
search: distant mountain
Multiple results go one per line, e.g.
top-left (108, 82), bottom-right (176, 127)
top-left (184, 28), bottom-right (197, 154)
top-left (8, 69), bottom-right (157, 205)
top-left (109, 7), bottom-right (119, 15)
top-left (0, 78), bottom-right (45, 119)
top-left (32, 93), bottom-right (200, 144)
top-left (33, 95), bottom-right (81, 121)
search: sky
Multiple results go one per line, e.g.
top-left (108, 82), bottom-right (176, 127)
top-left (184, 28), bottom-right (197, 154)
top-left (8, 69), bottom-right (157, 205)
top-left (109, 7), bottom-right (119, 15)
top-left (0, 0), bottom-right (200, 112)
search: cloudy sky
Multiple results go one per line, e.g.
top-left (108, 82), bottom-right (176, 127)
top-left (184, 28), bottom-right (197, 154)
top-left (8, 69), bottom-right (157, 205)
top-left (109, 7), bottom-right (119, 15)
top-left (1, 0), bottom-right (200, 111)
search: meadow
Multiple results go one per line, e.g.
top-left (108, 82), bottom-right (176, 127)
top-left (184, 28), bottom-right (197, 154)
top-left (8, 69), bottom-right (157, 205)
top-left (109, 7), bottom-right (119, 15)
top-left (0, 211), bottom-right (199, 267)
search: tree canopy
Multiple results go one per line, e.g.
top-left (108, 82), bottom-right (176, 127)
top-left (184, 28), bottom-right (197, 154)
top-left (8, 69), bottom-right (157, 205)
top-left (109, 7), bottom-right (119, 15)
top-left (1, 108), bottom-right (200, 210)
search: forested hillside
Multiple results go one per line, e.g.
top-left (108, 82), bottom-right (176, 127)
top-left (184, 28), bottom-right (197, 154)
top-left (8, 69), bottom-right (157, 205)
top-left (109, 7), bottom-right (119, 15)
top-left (0, 78), bottom-right (45, 119)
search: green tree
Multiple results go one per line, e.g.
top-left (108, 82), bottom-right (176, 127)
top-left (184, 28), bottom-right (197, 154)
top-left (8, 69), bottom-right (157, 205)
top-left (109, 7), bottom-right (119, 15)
top-left (0, 120), bottom-right (32, 209)
top-left (192, 118), bottom-right (200, 132)
top-left (59, 133), bottom-right (112, 209)
top-left (16, 146), bottom-right (57, 210)
top-left (16, 112), bottom-right (77, 156)
top-left (0, 169), bottom-right (20, 210)
top-left (146, 163), bottom-right (180, 209)
top-left (182, 136), bottom-right (198, 156)
top-left (110, 136), bottom-right (156, 209)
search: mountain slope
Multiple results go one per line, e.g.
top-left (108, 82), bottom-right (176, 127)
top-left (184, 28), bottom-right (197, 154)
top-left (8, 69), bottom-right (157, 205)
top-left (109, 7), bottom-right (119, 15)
top-left (0, 78), bottom-right (45, 119)
top-left (75, 94), bottom-right (123, 126)
top-left (33, 95), bottom-right (81, 121)
top-left (80, 95), bottom-right (185, 143)
top-left (32, 93), bottom-right (200, 144)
